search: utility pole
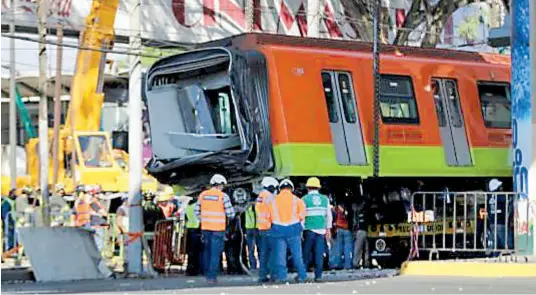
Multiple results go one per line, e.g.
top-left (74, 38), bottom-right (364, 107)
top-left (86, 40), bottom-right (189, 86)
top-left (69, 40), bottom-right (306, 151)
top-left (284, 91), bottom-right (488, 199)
top-left (38, 0), bottom-right (50, 226)
top-left (52, 24), bottom-right (63, 194)
top-left (9, 0), bottom-right (17, 190)
top-left (372, 0), bottom-right (381, 178)
top-left (245, 0), bottom-right (254, 32)
top-left (126, 0), bottom-right (143, 274)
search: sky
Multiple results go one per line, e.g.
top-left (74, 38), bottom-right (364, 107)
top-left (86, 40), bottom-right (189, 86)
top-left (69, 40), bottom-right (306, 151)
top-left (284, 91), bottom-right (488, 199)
top-left (1, 33), bottom-right (130, 78)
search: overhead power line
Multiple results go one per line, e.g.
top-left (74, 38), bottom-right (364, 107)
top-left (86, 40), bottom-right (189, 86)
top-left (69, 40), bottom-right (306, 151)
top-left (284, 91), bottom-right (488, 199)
top-left (1, 33), bottom-right (162, 58)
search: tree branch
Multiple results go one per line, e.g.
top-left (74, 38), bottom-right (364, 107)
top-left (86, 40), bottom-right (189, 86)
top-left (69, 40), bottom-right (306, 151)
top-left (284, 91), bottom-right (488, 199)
top-left (340, 0), bottom-right (373, 41)
top-left (393, 0), bottom-right (424, 45)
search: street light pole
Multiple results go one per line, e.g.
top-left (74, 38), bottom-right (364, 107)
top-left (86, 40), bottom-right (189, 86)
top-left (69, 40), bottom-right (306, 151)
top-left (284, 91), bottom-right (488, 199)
top-left (9, 0), bottom-right (18, 190)
top-left (126, 0), bottom-right (143, 275)
top-left (52, 24), bottom-right (63, 194)
top-left (38, 0), bottom-right (50, 226)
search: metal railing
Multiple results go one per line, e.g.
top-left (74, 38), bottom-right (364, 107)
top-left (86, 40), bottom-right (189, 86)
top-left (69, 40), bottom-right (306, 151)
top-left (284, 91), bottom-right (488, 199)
top-left (408, 191), bottom-right (531, 260)
top-left (151, 218), bottom-right (187, 272)
top-left (1, 206), bottom-right (183, 272)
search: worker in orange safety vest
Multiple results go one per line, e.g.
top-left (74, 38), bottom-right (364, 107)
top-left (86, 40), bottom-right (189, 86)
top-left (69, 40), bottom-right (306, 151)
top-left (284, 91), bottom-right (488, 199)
top-left (74, 185), bottom-right (107, 252)
top-left (267, 179), bottom-right (308, 283)
top-left (194, 174), bottom-right (235, 284)
top-left (255, 176), bottom-right (279, 283)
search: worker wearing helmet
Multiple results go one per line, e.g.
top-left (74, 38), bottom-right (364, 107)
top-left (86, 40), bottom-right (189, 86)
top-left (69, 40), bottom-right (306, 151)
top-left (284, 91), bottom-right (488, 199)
top-left (194, 174), bottom-right (235, 284)
top-left (49, 183), bottom-right (71, 227)
top-left (74, 184), bottom-right (107, 251)
top-left (243, 189), bottom-right (260, 272)
top-left (267, 179), bottom-right (307, 283)
top-left (256, 176), bottom-right (278, 283)
top-left (301, 177), bottom-right (332, 282)
top-left (185, 197), bottom-right (203, 276)
top-left (16, 186), bottom-right (34, 228)
top-left (156, 190), bottom-right (176, 219)
top-left (487, 178), bottom-right (514, 251)
top-left (224, 188), bottom-right (249, 275)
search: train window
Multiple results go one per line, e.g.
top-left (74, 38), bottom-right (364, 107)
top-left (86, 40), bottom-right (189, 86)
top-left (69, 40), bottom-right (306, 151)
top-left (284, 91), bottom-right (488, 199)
top-left (445, 80), bottom-right (463, 128)
top-left (337, 73), bottom-right (357, 123)
top-left (478, 83), bottom-right (511, 129)
top-left (379, 75), bottom-right (420, 124)
top-left (432, 80), bottom-right (447, 127)
top-left (322, 73), bottom-right (339, 123)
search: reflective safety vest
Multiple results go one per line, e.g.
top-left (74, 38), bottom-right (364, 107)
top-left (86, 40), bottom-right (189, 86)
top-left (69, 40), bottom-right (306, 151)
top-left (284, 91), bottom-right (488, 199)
top-left (256, 190), bottom-right (274, 231)
top-left (75, 197), bottom-right (105, 227)
top-left (186, 204), bottom-right (200, 229)
top-left (269, 190), bottom-right (305, 226)
top-left (75, 200), bottom-right (91, 227)
top-left (199, 188), bottom-right (226, 231)
top-left (245, 205), bottom-right (256, 229)
top-left (303, 193), bottom-right (329, 230)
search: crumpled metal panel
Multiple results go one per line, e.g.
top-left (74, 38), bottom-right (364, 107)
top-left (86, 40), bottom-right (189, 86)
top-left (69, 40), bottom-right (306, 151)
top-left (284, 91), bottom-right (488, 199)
top-left (145, 48), bottom-right (273, 191)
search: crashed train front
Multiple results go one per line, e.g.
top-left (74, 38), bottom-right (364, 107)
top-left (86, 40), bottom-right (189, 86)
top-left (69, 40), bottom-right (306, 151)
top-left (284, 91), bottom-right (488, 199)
top-left (144, 48), bottom-right (273, 190)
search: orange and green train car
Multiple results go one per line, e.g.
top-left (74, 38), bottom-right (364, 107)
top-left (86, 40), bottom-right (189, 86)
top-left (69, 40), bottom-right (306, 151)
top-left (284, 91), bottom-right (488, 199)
top-left (144, 33), bottom-right (512, 195)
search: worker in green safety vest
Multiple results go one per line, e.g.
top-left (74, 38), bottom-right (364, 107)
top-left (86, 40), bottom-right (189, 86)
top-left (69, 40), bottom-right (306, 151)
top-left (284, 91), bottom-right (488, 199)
top-left (245, 200), bottom-right (259, 269)
top-left (185, 198), bottom-right (203, 276)
top-left (301, 177), bottom-right (332, 282)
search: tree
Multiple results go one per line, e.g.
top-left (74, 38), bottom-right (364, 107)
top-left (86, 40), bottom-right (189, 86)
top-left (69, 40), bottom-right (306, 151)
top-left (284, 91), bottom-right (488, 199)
top-left (341, 0), bottom-right (509, 48)
top-left (457, 15), bottom-right (480, 44)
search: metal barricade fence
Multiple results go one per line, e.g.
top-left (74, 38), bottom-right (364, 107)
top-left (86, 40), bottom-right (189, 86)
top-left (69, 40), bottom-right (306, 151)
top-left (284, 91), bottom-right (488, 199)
top-left (152, 218), bottom-right (187, 272)
top-left (409, 191), bottom-right (530, 260)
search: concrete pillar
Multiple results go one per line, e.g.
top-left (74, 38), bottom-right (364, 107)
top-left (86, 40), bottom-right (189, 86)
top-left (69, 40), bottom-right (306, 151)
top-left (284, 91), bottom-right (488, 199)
top-left (512, 0), bottom-right (536, 256)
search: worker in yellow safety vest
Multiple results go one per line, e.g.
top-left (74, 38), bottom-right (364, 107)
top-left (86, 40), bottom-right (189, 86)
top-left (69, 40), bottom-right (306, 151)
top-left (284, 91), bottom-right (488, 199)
top-left (245, 193), bottom-right (259, 271)
top-left (194, 174), bottom-right (235, 283)
top-left (185, 197), bottom-right (203, 276)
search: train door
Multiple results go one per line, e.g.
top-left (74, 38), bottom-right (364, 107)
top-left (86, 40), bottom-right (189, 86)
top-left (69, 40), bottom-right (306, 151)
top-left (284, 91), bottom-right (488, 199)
top-left (432, 78), bottom-right (472, 166)
top-left (321, 71), bottom-right (367, 165)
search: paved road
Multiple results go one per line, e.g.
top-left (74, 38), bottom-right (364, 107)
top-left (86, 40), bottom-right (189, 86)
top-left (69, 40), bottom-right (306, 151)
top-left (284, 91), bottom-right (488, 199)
top-left (3, 275), bottom-right (535, 294)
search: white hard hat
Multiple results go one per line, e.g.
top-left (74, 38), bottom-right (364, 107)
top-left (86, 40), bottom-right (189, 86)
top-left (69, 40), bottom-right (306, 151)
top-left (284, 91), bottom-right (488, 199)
top-left (261, 177), bottom-right (279, 188)
top-left (488, 179), bottom-right (502, 192)
top-left (210, 174), bottom-right (227, 185)
top-left (279, 179), bottom-right (294, 191)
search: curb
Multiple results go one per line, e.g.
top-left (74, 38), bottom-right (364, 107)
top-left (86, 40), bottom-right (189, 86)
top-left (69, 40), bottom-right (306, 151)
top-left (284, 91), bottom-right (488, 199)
top-left (1, 268), bottom-right (35, 282)
top-left (400, 261), bottom-right (536, 277)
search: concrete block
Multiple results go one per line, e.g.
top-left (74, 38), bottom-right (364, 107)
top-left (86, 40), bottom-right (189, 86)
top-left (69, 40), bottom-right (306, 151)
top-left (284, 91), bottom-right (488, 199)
top-left (17, 227), bottom-right (112, 282)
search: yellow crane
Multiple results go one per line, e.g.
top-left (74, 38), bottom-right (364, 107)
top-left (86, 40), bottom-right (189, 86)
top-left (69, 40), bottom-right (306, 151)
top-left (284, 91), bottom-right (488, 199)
top-left (12, 0), bottom-right (161, 195)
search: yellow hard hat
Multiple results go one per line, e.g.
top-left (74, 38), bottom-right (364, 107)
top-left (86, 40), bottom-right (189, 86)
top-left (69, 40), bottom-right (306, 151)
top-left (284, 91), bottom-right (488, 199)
top-left (306, 177), bottom-right (321, 188)
top-left (157, 193), bottom-right (172, 202)
top-left (163, 186), bottom-right (174, 195)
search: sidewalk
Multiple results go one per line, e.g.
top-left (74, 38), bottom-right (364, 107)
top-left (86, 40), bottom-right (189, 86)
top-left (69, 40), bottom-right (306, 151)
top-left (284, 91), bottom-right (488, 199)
top-left (1, 269), bottom-right (399, 293)
top-left (401, 256), bottom-right (536, 277)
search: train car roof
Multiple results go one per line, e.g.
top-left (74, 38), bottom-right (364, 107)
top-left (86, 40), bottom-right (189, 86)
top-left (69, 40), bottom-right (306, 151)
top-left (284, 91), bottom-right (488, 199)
top-left (196, 33), bottom-right (510, 66)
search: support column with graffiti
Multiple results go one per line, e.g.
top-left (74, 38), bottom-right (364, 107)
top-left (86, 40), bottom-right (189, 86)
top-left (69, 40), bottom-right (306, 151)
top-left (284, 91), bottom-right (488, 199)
top-left (512, 0), bottom-right (536, 255)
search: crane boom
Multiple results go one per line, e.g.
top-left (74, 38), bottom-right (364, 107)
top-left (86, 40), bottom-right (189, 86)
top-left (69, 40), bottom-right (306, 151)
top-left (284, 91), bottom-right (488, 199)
top-left (16, 0), bottom-right (163, 195)
top-left (64, 0), bottom-right (119, 132)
